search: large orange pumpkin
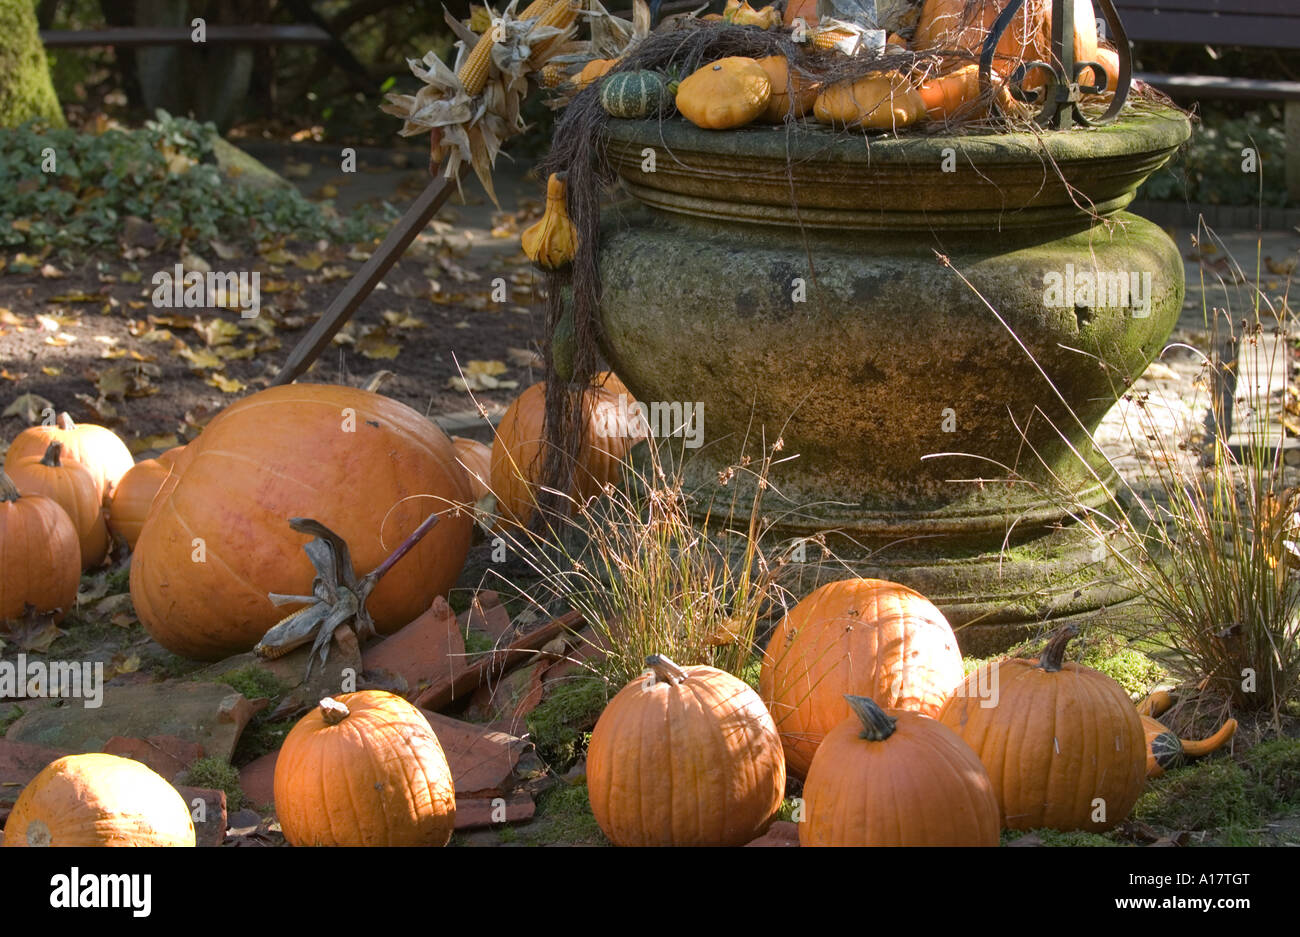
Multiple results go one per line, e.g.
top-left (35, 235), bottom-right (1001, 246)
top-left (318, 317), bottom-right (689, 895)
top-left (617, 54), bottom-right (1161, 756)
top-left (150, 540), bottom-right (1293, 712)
top-left (8, 441), bottom-right (109, 569)
top-left (915, 0), bottom-right (1097, 90)
top-left (755, 55), bottom-right (819, 122)
top-left (489, 381), bottom-right (635, 529)
top-left (939, 625), bottom-right (1146, 831)
top-left (0, 471), bottom-right (81, 622)
top-left (4, 412), bottom-right (134, 503)
top-left (107, 446), bottom-right (186, 550)
top-left (801, 695), bottom-right (1001, 846)
top-left (3, 753), bottom-right (195, 846)
top-left (451, 436), bottom-right (492, 502)
top-left (759, 577), bottom-right (963, 778)
top-left (130, 385), bottom-right (472, 660)
top-left (587, 655), bottom-right (786, 846)
top-left (274, 691), bottom-right (456, 846)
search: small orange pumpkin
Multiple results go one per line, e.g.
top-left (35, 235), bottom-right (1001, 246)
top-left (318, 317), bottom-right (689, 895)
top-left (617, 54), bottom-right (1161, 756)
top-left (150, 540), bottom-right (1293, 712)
top-left (107, 446), bottom-right (185, 550)
top-left (3, 753), bottom-right (195, 846)
top-left (0, 470), bottom-right (81, 622)
top-left (939, 625), bottom-right (1147, 831)
top-left (274, 691), bottom-right (456, 846)
top-left (759, 577), bottom-right (963, 778)
top-left (489, 381), bottom-right (633, 529)
top-left (1136, 691), bottom-right (1237, 778)
top-left (451, 436), bottom-right (492, 501)
top-left (587, 655), bottom-right (786, 846)
top-left (8, 442), bottom-right (109, 569)
top-left (4, 412), bottom-right (134, 503)
top-left (801, 695), bottom-right (1001, 846)
top-left (675, 57), bottom-right (771, 130)
top-left (917, 63), bottom-right (983, 122)
top-left (782, 0), bottom-right (818, 27)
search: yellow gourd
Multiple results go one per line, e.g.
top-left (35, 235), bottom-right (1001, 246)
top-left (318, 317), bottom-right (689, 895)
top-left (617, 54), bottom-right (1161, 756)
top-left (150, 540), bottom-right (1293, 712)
top-left (724, 0), bottom-right (781, 28)
top-left (755, 56), bottom-right (819, 122)
top-left (573, 58), bottom-right (618, 89)
top-left (676, 57), bottom-right (771, 130)
top-left (521, 173), bottom-right (578, 270)
top-left (813, 72), bottom-right (926, 130)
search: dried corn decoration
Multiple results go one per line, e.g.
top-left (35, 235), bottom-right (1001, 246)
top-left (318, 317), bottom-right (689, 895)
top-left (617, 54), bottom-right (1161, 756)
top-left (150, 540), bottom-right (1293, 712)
top-left (381, 0), bottom-right (582, 205)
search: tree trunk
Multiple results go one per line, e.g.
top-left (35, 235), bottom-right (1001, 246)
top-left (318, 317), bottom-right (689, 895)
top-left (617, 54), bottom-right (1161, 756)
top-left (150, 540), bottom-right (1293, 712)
top-left (0, 0), bottom-right (65, 128)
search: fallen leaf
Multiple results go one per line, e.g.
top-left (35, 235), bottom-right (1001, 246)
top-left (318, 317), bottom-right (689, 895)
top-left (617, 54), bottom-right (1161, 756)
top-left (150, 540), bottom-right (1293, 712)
top-left (40, 366), bottom-right (62, 376)
top-left (128, 433), bottom-right (179, 454)
top-left (48, 291), bottom-right (105, 303)
top-left (39, 263), bottom-right (65, 279)
top-left (74, 394), bottom-right (118, 422)
top-left (176, 344), bottom-right (224, 370)
top-left (294, 251), bottom-right (324, 271)
top-left (194, 317), bottom-right (240, 348)
top-left (0, 308), bottom-right (21, 326)
top-left (207, 374), bottom-right (246, 393)
top-left (0, 606), bottom-right (66, 653)
top-left (506, 347), bottom-right (543, 368)
top-left (3, 393), bottom-right (54, 424)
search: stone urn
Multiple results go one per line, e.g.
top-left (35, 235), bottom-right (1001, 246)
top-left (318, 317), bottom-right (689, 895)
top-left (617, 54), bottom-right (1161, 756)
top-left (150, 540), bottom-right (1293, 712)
top-left (594, 108), bottom-right (1191, 653)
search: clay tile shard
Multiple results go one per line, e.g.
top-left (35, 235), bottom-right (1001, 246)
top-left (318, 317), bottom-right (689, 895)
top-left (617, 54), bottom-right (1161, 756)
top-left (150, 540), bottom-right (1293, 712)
top-left (362, 595), bottom-right (466, 694)
top-left (745, 821), bottom-right (800, 847)
top-left (0, 739), bottom-right (72, 806)
top-left (101, 735), bottom-right (205, 783)
top-left (460, 589), bottom-right (512, 642)
top-left (238, 750), bottom-right (279, 811)
top-left (421, 709), bottom-right (527, 796)
top-left (174, 785), bottom-right (227, 847)
top-left (454, 791), bottom-right (535, 830)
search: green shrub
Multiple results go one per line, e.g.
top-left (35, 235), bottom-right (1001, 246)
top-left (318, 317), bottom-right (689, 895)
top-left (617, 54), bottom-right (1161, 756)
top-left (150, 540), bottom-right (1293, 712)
top-left (525, 675), bottom-right (608, 771)
top-left (0, 112), bottom-right (389, 256)
top-left (1135, 760), bottom-right (1258, 831)
top-left (1138, 111), bottom-right (1290, 207)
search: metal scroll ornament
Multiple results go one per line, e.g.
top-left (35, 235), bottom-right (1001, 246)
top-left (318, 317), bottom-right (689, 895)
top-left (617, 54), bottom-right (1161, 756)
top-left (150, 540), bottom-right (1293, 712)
top-left (981, 0), bottom-right (1132, 128)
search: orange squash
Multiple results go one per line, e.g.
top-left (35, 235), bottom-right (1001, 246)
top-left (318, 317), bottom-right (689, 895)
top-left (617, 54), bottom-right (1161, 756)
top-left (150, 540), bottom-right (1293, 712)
top-left (1088, 46), bottom-right (1120, 97)
top-left (801, 696), bottom-right (1001, 846)
top-left (3, 753), bottom-right (195, 846)
top-left (573, 57), bottom-right (617, 89)
top-left (782, 0), bottom-right (818, 27)
top-left (451, 436), bottom-right (492, 502)
top-left (939, 625), bottom-right (1147, 831)
top-left (915, 0), bottom-right (1098, 91)
top-left (759, 577), bottom-right (963, 778)
top-left (107, 446), bottom-right (185, 550)
top-left (755, 55), bottom-right (819, 122)
top-left (274, 692), bottom-right (456, 846)
top-left (917, 63), bottom-right (984, 121)
top-left (1136, 691), bottom-right (1237, 778)
top-left (4, 412), bottom-right (134, 503)
top-left (130, 385), bottom-right (472, 660)
top-left (587, 655), bottom-right (786, 846)
top-left (675, 57), bottom-right (771, 130)
top-left (0, 470), bottom-right (81, 622)
top-left (813, 72), bottom-right (927, 129)
top-left (8, 442), bottom-right (108, 569)
top-left (489, 381), bottom-right (633, 529)
top-left (592, 370), bottom-right (631, 399)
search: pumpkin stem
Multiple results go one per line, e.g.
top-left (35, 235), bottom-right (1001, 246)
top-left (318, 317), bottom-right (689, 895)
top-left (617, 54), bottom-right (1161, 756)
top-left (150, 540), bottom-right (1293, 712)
top-left (40, 441), bottom-right (63, 467)
top-left (365, 511), bottom-right (441, 584)
top-left (845, 695), bottom-right (897, 742)
top-left (1038, 624), bottom-right (1080, 673)
top-left (546, 171), bottom-right (569, 201)
top-left (319, 697), bottom-right (350, 725)
top-left (646, 654), bottom-right (688, 685)
top-left (55, 412), bottom-right (75, 431)
top-left (0, 470), bottom-right (21, 502)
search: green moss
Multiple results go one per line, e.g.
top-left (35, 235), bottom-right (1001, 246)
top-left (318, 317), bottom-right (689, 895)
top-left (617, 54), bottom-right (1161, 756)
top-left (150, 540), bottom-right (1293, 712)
top-left (183, 757), bottom-right (247, 811)
top-left (1079, 643), bottom-right (1166, 699)
top-left (1239, 739), bottom-right (1300, 812)
top-left (1002, 828), bottom-right (1121, 847)
top-left (0, 703), bottom-right (23, 734)
top-left (775, 796), bottom-right (803, 823)
top-left (524, 782), bottom-right (608, 845)
top-left (1135, 760), bottom-right (1259, 831)
top-left (464, 628), bottom-right (496, 656)
top-left (215, 667), bottom-right (286, 703)
top-left (0, 0), bottom-right (64, 128)
top-left (231, 717), bottom-right (295, 768)
top-left (525, 675), bottom-right (608, 771)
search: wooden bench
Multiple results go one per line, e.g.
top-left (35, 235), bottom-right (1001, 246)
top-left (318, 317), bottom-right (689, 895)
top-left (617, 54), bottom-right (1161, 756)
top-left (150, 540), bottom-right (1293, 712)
top-left (1111, 0), bottom-right (1300, 201)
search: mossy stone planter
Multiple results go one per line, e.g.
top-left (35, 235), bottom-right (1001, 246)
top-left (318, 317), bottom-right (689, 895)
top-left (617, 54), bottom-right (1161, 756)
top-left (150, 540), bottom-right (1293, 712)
top-left (596, 109), bottom-right (1191, 653)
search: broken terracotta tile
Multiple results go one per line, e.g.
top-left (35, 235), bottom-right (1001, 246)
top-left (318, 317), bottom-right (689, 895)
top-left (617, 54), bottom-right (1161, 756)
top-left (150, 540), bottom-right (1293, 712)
top-left (415, 610), bottom-right (583, 712)
top-left (362, 596), bottom-right (465, 696)
top-left (745, 821), bottom-right (800, 847)
top-left (175, 785), bottom-right (227, 847)
top-left (5, 682), bottom-right (260, 764)
top-left (459, 590), bottom-right (511, 643)
top-left (0, 739), bottom-right (71, 806)
top-left (454, 791), bottom-right (535, 830)
top-left (467, 660), bottom-right (548, 735)
top-left (238, 750), bottom-right (278, 811)
top-left (421, 709), bottom-right (527, 796)
top-left (101, 735), bottom-right (204, 784)
top-left (541, 627), bottom-right (609, 683)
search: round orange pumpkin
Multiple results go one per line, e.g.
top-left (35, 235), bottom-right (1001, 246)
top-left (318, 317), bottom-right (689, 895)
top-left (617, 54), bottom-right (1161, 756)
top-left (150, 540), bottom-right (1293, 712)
top-left (3, 753), bottom-right (195, 846)
top-left (915, 0), bottom-right (1097, 91)
top-left (451, 436), bottom-right (492, 502)
top-left (0, 471), bottom-right (81, 623)
top-left (130, 385), bottom-right (473, 660)
top-left (675, 57), bottom-right (771, 130)
top-left (938, 625), bottom-right (1147, 831)
top-left (782, 0), bottom-right (817, 26)
top-left (587, 655), bottom-right (786, 846)
top-left (801, 695), bottom-right (1000, 846)
top-left (759, 577), bottom-right (963, 778)
top-left (4, 412), bottom-right (134, 504)
top-left (489, 381), bottom-right (634, 529)
top-left (274, 691), bottom-right (456, 846)
top-left (8, 442), bottom-right (108, 570)
top-left (107, 446), bottom-right (185, 550)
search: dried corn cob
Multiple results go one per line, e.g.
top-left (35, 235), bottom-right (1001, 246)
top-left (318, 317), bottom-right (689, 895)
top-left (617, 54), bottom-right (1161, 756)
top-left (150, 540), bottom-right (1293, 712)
top-left (529, 0), bottom-right (581, 61)
top-left (519, 0), bottom-right (554, 18)
top-left (458, 29), bottom-right (498, 95)
top-left (809, 28), bottom-right (857, 51)
top-left (540, 61), bottom-right (569, 88)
